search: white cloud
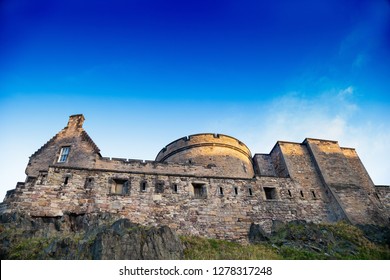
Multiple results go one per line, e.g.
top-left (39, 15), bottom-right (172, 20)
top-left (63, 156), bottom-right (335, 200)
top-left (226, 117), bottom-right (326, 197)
top-left (244, 87), bottom-right (390, 185)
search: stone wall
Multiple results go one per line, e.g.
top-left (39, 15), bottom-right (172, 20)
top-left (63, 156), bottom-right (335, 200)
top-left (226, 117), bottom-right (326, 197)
top-left (155, 134), bottom-right (254, 178)
top-left (269, 143), bottom-right (289, 178)
top-left (304, 138), bottom-right (386, 225)
top-left (253, 154), bottom-right (276, 177)
top-left (4, 165), bottom-right (333, 242)
top-left (305, 139), bottom-right (360, 187)
top-left (2, 114), bottom-right (389, 243)
top-left (26, 114), bottom-right (100, 178)
top-left (93, 157), bottom-right (240, 179)
top-left (276, 141), bottom-right (346, 222)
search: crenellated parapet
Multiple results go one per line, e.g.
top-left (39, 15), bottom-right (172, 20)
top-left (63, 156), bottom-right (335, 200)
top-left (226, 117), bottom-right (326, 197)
top-left (156, 133), bottom-right (254, 178)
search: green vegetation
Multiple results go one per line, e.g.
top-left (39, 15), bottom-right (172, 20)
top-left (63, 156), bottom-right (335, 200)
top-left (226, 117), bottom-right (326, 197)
top-left (181, 236), bottom-right (280, 260)
top-left (181, 222), bottom-right (390, 260)
top-left (8, 237), bottom-right (51, 260)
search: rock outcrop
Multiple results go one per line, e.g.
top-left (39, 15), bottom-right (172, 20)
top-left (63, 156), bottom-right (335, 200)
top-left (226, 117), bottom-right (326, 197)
top-left (0, 212), bottom-right (183, 260)
top-left (249, 220), bottom-right (390, 259)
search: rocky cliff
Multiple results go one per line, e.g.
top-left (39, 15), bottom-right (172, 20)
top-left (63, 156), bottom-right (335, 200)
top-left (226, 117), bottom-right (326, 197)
top-left (0, 212), bottom-right (183, 260)
top-left (1, 212), bottom-right (389, 260)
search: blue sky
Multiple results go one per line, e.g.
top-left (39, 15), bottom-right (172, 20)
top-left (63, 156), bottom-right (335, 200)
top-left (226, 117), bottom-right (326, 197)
top-left (1, 0), bottom-right (389, 199)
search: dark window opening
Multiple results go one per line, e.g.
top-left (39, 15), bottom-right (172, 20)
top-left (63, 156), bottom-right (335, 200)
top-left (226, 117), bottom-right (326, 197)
top-left (41, 174), bottom-right (46, 185)
top-left (26, 176), bottom-right (36, 184)
top-left (248, 188), bottom-right (253, 196)
top-left (300, 190), bottom-right (304, 198)
top-left (264, 187), bottom-right (277, 200)
top-left (155, 181), bottom-right (164, 193)
top-left (64, 177), bottom-right (69, 185)
top-left (234, 187), bottom-right (238, 195)
top-left (84, 177), bottom-right (94, 188)
top-left (172, 184), bottom-right (178, 193)
top-left (140, 181), bottom-right (147, 192)
top-left (288, 190), bottom-right (292, 197)
top-left (311, 190), bottom-right (316, 199)
top-left (375, 193), bottom-right (380, 200)
top-left (38, 172), bottom-right (48, 185)
top-left (219, 187), bottom-right (224, 195)
top-left (193, 183), bottom-right (207, 199)
top-left (111, 179), bottom-right (129, 195)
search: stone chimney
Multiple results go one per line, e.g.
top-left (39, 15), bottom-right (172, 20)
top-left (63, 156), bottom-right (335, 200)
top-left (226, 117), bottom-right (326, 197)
top-left (67, 114), bottom-right (85, 129)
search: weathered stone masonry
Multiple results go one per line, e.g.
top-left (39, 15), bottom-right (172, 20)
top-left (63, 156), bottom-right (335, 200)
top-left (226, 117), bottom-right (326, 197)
top-left (1, 114), bottom-right (389, 241)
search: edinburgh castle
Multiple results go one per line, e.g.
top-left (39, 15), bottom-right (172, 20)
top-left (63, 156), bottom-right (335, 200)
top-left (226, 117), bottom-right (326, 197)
top-left (1, 114), bottom-right (389, 242)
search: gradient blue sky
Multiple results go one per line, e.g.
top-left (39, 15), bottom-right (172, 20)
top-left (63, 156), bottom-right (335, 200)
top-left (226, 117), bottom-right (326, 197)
top-left (1, 0), bottom-right (389, 199)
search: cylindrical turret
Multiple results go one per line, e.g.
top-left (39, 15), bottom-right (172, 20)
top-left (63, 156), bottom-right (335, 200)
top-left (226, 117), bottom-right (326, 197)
top-left (156, 133), bottom-right (254, 178)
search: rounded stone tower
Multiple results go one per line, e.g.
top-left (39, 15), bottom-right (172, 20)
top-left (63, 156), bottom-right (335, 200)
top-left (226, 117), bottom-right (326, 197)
top-left (155, 133), bottom-right (254, 178)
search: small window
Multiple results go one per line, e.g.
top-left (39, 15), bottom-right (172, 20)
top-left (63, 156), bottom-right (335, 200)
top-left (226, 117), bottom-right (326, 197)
top-left (155, 181), bottom-right (164, 193)
top-left (64, 176), bottom-right (69, 185)
top-left (300, 190), bottom-right (304, 198)
top-left (311, 190), bottom-right (316, 199)
top-left (58, 146), bottom-right (70, 162)
top-left (37, 172), bottom-right (48, 185)
top-left (84, 177), bottom-right (94, 188)
top-left (288, 190), bottom-right (292, 197)
top-left (219, 187), bottom-right (224, 196)
top-left (264, 187), bottom-right (277, 200)
top-left (172, 184), bottom-right (178, 193)
top-left (193, 183), bottom-right (207, 199)
top-left (234, 187), bottom-right (238, 196)
top-left (140, 181), bottom-right (147, 192)
top-left (248, 187), bottom-right (253, 196)
top-left (26, 176), bottom-right (37, 184)
top-left (111, 179), bottom-right (129, 195)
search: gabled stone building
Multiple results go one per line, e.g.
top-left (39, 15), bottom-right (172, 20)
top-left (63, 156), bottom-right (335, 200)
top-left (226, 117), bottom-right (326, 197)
top-left (1, 114), bottom-right (389, 241)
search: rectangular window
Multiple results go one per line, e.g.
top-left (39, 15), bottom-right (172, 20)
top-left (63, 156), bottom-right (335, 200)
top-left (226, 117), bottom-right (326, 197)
top-left (140, 181), bottom-right (147, 192)
top-left (58, 146), bottom-right (70, 162)
top-left (84, 177), bottom-right (94, 189)
top-left (111, 179), bottom-right (129, 195)
top-left (155, 181), bottom-right (164, 193)
top-left (193, 183), bottom-right (207, 199)
top-left (37, 171), bottom-right (48, 185)
top-left (264, 187), bottom-right (277, 200)
top-left (172, 184), bottom-right (178, 193)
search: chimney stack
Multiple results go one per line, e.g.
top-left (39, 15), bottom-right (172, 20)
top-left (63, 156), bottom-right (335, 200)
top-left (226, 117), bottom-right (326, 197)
top-left (67, 114), bottom-right (85, 129)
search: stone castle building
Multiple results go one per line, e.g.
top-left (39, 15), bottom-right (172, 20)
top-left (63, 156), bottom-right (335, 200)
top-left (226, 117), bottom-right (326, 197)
top-left (1, 114), bottom-right (389, 241)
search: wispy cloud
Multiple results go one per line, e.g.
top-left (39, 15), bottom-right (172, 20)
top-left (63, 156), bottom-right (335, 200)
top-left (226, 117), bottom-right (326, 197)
top-left (243, 86), bottom-right (390, 185)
